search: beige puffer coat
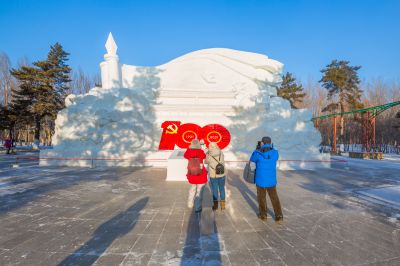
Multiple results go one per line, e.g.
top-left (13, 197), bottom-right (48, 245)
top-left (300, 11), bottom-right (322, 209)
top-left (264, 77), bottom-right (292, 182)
top-left (205, 142), bottom-right (225, 178)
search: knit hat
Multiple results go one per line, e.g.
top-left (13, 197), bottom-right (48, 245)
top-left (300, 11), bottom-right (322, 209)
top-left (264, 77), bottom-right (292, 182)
top-left (262, 136), bottom-right (271, 144)
top-left (189, 139), bottom-right (201, 149)
top-left (208, 142), bottom-right (221, 156)
top-left (209, 142), bottom-right (221, 150)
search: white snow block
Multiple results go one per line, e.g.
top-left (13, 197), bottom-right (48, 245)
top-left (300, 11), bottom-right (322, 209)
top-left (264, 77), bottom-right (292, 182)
top-left (43, 34), bottom-right (328, 170)
top-left (166, 149), bottom-right (188, 181)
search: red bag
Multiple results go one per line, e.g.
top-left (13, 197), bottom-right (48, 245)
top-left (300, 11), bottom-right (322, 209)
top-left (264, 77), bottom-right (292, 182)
top-left (187, 157), bottom-right (202, 176)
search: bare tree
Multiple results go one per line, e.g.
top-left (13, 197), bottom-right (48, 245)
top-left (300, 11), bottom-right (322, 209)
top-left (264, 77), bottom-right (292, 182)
top-left (0, 52), bottom-right (15, 107)
top-left (300, 78), bottom-right (328, 116)
top-left (359, 79), bottom-right (400, 152)
top-left (17, 56), bottom-right (30, 68)
top-left (92, 72), bottom-right (102, 88)
top-left (69, 69), bottom-right (101, 95)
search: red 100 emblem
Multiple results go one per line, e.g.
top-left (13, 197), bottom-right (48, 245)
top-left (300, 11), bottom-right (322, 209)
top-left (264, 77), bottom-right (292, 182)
top-left (158, 121), bottom-right (231, 150)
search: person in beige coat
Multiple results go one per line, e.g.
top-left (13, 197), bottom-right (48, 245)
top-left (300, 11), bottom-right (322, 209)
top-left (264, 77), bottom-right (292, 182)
top-left (205, 142), bottom-right (226, 210)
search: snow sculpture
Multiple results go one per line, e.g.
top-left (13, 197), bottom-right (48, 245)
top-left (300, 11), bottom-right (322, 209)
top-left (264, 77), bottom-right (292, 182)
top-left (41, 33), bottom-right (329, 169)
top-left (100, 33), bottom-right (121, 89)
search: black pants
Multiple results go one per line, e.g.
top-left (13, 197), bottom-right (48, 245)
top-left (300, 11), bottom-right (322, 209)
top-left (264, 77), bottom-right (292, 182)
top-left (256, 185), bottom-right (283, 218)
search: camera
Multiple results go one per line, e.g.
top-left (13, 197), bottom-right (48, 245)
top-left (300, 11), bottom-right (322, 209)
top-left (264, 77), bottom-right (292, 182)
top-left (256, 141), bottom-right (262, 150)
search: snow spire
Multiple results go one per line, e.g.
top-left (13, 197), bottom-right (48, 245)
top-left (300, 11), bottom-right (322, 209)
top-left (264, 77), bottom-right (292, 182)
top-left (105, 32), bottom-right (118, 55)
top-left (100, 32), bottom-right (121, 89)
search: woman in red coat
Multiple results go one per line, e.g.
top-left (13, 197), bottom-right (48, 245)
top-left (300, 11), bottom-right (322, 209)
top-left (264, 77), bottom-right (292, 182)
top-left (184, 139), bottom-right (208, 212)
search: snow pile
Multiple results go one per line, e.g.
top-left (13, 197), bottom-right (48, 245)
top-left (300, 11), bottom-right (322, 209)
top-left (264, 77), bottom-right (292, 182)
top-left (42, 68), bottom-right (160, 167)
top-left (228, 90), bottom-right (325, 169)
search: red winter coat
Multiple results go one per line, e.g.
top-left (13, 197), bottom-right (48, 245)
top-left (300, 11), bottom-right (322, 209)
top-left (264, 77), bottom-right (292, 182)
top-left (184, 148), bottom-right (208, 184)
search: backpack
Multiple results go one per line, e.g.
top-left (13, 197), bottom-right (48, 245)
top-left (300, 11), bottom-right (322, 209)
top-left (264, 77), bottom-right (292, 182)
top-left (187, 157), bottom-right (202, 176)
top-left (243, 161), bottom-right (255, 184)
top-left (210, 154), bottom-right (225, 175)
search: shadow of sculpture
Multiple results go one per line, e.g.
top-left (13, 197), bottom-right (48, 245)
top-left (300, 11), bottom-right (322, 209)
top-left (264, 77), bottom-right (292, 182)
top-left (0, 167), bottom-right (143, 214)
top-left (57, 197), bottom-right (149, 266)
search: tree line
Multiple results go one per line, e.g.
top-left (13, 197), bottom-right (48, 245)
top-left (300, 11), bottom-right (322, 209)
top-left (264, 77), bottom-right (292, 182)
top-left (1, 44), bottom-right (399, 151)
top-left (0, 44), bottom-right (99, 146)
top-left (277, 62), bottom-right (400, 152)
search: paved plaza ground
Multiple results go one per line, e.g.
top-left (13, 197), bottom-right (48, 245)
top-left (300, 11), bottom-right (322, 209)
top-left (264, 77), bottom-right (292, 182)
top-left (0, 152), bottom-right (400, 265)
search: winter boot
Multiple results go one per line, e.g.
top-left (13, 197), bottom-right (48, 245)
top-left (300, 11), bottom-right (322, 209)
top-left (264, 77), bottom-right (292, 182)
top-left (257, 213), bottom-right (267, 221)
top-left (275, 215), bottom-right (283, 223)
top-left (220, 201), bottom-right (225, 210)
top-left (212, 201), bottom-right (218, 211)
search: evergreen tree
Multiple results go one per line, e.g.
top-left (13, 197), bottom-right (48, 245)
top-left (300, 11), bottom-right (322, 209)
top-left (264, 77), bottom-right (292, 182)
top-left (10, 43), bottom-right (71, 143)
top-left (277, 72), bottom-right (306, 109)
top-left (38, 43), bottom-right (71, 110)
top-left (320, 60), bottom-right (363, 113)
top-left (319, 60), bottom-right (363, 144)
top-left (0, 105), bottom-right (17, 138)
top-left (9, 66), bottom-right (38, 121)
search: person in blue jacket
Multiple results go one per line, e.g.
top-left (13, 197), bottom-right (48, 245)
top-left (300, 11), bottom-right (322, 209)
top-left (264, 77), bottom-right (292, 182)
top-left (250, 136), bottom-right (283, 222)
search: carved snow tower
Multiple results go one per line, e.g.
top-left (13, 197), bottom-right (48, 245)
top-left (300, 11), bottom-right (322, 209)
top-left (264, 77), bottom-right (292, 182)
top-left (100, 33), bottom-right (121, 89)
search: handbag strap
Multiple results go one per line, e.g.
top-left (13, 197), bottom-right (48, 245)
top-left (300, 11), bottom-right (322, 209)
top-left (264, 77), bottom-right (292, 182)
top-left (211, 154), bottom-right (221, 164)
top-left (209, 154), bottom-right (221, 170)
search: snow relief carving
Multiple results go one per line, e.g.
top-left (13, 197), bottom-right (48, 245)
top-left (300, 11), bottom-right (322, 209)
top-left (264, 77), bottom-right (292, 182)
top-left (41, 32), bottom-right (328, 169)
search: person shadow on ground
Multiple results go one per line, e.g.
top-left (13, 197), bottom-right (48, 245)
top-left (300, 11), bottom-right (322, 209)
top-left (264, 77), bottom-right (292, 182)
top-left (57, 197), bottom-right (149, 266)
top-left (180, 185), bottom-right (221, 265)
top-left (228, 172), bottom-right (274, 218)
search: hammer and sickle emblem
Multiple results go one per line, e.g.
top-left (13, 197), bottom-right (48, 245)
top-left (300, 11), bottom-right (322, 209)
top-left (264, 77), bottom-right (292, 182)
top-left (166, 124), bottom-right (178, 134)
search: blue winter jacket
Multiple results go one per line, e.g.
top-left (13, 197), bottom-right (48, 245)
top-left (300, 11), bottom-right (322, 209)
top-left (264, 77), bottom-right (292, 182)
top-left (250, 144), bottom-right (279, 188)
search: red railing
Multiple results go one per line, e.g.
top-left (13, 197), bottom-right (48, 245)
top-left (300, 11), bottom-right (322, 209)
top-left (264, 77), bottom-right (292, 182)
top-left (15, 156), bottom-right (347, 163)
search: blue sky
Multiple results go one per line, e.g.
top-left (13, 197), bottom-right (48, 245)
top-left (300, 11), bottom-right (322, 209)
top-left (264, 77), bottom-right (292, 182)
top-left (1, 0), bottom-right (399, 83)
